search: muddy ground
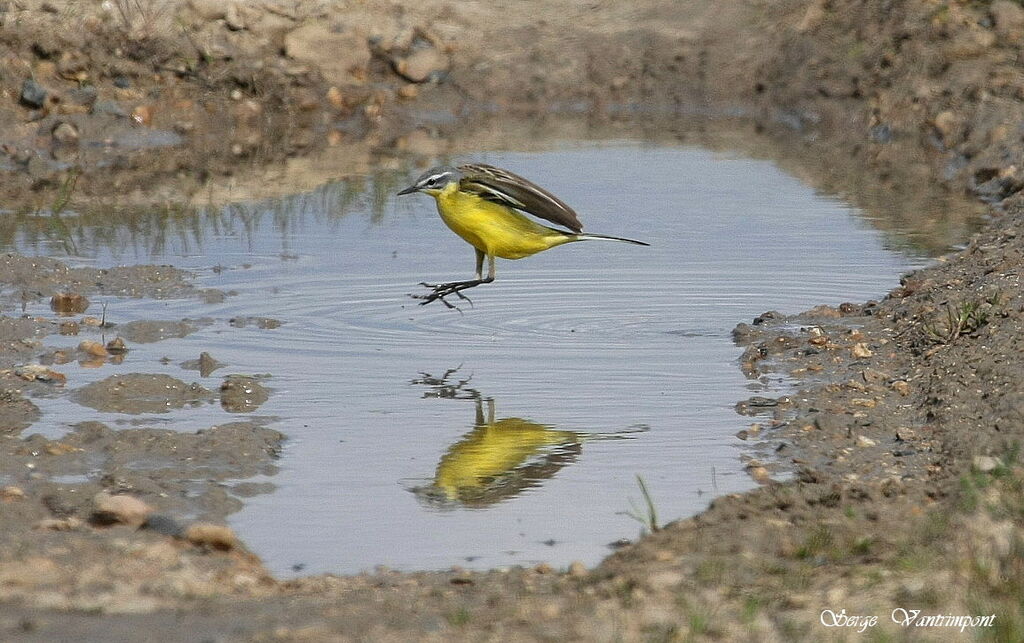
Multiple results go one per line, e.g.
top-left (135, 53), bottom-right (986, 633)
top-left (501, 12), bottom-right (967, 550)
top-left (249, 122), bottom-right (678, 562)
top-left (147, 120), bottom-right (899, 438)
top-left (2, 0), bottom-right (1024, 640)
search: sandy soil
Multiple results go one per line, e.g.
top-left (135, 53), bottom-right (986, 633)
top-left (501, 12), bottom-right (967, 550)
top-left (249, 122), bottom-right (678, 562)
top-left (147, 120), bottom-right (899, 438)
top-left (2, 0), bottom-right (1024, 640)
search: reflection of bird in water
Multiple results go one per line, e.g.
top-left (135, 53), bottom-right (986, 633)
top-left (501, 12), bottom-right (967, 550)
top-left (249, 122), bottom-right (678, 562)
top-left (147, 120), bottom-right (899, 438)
top-left (427, 398), bottom-right (584, 507)
top-left (408, 368), bottom-right (646, 508)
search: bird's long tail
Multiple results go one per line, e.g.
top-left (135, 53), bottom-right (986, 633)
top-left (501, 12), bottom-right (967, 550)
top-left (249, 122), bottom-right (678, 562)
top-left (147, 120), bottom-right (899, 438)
top-left (574, 233), bottom-right (650, 246)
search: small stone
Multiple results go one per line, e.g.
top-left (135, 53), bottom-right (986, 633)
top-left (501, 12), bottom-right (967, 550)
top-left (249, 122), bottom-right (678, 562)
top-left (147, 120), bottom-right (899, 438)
top-left (92, 491), bottom-right (153, 527)
top-left (397, 84), bottom-right (419, 99)
top-left (326, 86), bottom-right (345, 109)
top-left (748, 466), bottom-right (771, 483)
top-left (851, 398), bottom-right (877, 408)
top-left (105, 337), bottom-right (128, 354)
top-left (51, 122), bottom-right (79, 146)
top-left (933, 110), bottom-right (960, 145)
top-left (892, 380), bottom-right (911, 396)
top-left (78, 340), bottom-right (109, 357)
top-left (1, 486), bottom-right (25, 501)
top-left (131, 104), bottom-right (154, 125)
top-left (856, 435), bottom-right (877, 448)
top-left (33, 517), bottom-right (83, 531)
top-left (851, 343), bottom-right (873, 358)
top-left (394, 47), bottom-right (448, 83)
top-left (14, 364), bottom-right (65, 384)
top-left (973, 456), bottom-right (1001, 473)
top-left (59, 321), bottom-right (79, 335)
top-left (184, 523), bottom-right (239, 550)
top-left (20, 79), bottom-right (48, 108)
top-left (567, 560), bottom-right (587, 577)
top-left (50, 292), bottom-right (89, 314)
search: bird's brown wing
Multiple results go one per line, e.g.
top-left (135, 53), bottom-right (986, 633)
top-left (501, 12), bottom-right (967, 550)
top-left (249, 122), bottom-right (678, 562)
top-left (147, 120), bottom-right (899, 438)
top-left (457, 163), bottom-right (584, 233)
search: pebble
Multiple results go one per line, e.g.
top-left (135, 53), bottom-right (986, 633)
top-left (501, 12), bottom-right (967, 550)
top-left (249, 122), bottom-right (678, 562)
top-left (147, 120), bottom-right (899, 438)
top-left (326, 86), bottom-right (345, 109)
top-left (973, 455), bottom-right (1001, 473)
top-left (748, 466), bottom-right (771, 483)
top-left (51, 121), bottom-right (79, 146)
top-left (92, 491), bottom-right (153, 527)
top-left (1, 485), bottom-right (25, 501)
top-left (33, 517), bottom-right (83, 531)
top-left (933, 110), bottom-right (959, 144)
top-left (14, 364), bottom-right (65, 384)
top-left (105, 337), bottom-right (128, 354)
top-left (131, 104), bottom-right (154, 125)
top-left (50, 292), bottom-right (89, 314)
top-left (58, 321), bottom-right (79, 335)
top-left (78, 340), bottom-right (109, 357)
top-left (892, 380), bottom-right (911, 396)
top-left (394, 47), bottom-right (448, 83)
top-left (851, 343), bottom-right (874, 358)
top-left (856, 435), bottom-right (878, 448)
top-left (185, 523), bottom-right (239, 550)
top-left (20, 79), bottom-right (48, 108)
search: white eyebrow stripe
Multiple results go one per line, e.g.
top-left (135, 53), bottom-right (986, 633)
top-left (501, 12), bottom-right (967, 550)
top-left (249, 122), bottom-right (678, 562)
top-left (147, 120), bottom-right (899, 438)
top-left (420, 172), bottom-right (452, 186)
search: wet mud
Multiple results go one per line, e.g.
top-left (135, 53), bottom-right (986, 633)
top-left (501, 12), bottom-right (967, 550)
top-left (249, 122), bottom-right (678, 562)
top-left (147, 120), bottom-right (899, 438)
top-left (2, 0), bottom-right (1024, 640)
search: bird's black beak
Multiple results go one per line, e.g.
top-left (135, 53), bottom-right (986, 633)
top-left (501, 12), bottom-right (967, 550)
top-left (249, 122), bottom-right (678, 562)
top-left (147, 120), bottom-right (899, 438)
top-left (397, 185), bottom-right (418, 196)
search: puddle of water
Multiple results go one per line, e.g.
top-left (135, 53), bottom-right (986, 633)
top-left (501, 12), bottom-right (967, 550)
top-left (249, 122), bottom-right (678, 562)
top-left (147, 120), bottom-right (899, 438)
top-left (6, 141), bottom-right (935, 576)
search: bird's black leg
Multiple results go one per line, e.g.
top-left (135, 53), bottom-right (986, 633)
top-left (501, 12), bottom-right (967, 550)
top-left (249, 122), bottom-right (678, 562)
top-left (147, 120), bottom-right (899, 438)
top-left (411, 250), bottom-right (495, 309)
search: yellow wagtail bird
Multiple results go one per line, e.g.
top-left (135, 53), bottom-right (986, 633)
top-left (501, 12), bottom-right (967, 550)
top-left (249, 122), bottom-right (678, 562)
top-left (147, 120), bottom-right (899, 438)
top-left (397, 163), bottom-right (649, 307)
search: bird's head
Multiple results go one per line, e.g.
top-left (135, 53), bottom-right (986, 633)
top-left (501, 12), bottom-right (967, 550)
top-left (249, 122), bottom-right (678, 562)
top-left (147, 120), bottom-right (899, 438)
top-left (397, 166), bottom-right (461, 197)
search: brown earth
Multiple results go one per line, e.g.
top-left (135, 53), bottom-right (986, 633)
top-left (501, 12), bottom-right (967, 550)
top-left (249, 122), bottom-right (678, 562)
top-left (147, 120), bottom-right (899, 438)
top-left (2, 0), bottom-right (1024, 640)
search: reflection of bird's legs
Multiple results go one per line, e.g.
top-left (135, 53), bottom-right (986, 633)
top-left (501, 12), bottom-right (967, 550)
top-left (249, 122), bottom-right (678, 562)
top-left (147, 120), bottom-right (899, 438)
top-left (474, 397), bottom-right (484, 427)
top-left (414, 249), bottom-right (497, 308)
top-left (472, 397), bottom-right (496, 427)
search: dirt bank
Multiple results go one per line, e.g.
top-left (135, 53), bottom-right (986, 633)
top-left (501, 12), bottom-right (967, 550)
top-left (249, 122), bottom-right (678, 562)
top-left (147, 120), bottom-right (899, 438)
top-left (3, 0), bottom-right (1024, 640)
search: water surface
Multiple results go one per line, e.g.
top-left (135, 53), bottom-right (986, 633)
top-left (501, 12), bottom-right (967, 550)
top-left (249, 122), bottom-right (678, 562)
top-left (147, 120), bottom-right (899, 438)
top-left (7, 142), bottom-right (935, 575)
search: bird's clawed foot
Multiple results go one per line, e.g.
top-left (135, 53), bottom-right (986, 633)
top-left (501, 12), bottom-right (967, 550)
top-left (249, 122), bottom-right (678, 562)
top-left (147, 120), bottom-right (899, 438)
top-left (411, 278), bottom-right (493, 309)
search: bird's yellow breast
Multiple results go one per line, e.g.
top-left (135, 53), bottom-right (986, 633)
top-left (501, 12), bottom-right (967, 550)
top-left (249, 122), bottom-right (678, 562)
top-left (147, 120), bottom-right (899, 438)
top-left (432, 183), bottom-right (573, 259)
